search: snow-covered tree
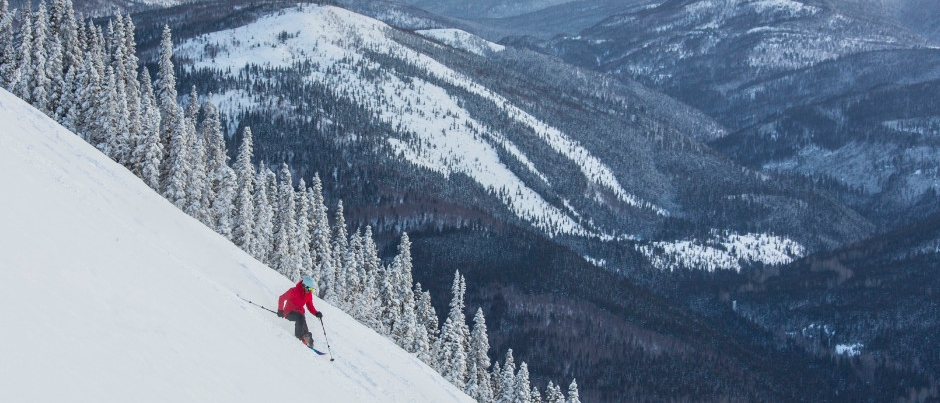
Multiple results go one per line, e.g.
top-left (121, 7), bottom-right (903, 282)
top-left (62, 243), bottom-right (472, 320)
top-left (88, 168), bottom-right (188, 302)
top-left (232, 127), bottom-right (255, 250)
top-left (12, 6), bottom-right (33, 101)
top-left (415, 282), bottom-right (439, 352)
top-left (436, 271), bottom-right (471, 389)
top-left (274, 163), bottom-right (299, 280)
top-left (0, 0), bottom-right (17, 89)
top-left (134, 68), bottom-right (162, 190)
top-left (531, 386), bottom-right (542, 403)
top-left (497, 349), bottom-right (517, 403)
top-left (212, 166), bottom-right (237, 239)
top-left (294, 179), bottom-right (312, 277)
top-left (307, 175), bottom-right (331, 290)
top-left (251, 165), bottom-right (276, 263)
top-left (566, 379), bottom-right (580, 403)
top-left (325, 199), bottom-right (348, 302)
top-left (28, 4), bottom-right (49, 113)
top-left (515, 363), bottom-right (533, 403)
top-left (544, 381), bottom-right (565, 403)
top-left (155, 25), bottom-right (188, 207)
top-left (467, 308), bottom-right (494, 402)
top-left (199, 96), bottom-right (225, 217)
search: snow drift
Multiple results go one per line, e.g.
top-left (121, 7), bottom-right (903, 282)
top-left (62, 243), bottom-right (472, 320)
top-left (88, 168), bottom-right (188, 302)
top-left (0, 88), bottom-right (473, 403)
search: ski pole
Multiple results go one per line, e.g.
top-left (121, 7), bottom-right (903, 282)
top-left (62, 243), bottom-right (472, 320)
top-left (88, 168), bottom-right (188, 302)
top-left (318, 316), bottom-right (336, 362)
top-left (237, 294), bottom-right (278, 315)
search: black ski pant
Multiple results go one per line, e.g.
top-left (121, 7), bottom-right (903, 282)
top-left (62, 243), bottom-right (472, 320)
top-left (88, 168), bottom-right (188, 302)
top-left (285, 311), bottom-right (310, 339)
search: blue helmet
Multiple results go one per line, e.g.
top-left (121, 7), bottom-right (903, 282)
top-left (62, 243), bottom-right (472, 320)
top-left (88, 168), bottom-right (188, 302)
top-left (302, 276), bottom-right (315, 290)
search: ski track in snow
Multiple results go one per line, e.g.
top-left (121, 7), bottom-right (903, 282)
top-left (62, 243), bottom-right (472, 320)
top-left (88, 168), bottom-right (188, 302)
top-left (0, 88), bottom-right (473, 403)
top-left (177, 4), bottom-right (669, 237)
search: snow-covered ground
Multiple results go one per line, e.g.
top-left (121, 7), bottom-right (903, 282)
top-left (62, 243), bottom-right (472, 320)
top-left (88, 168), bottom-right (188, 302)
top-left (637, 230), bottom-right (805, 272)
top-left (0, 88), bottom-right (472, 403)
top-left (416, 29), bottom-right (506, 56)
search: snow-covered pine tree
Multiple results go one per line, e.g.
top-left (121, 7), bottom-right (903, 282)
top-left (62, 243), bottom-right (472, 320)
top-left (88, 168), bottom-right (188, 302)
top-left (232, 126), bottom-right (255, 250)
top-left (28, 4), bottom-right (49, 114)
top-left (515, 363), bottom-right (533, 403)
top-left (497, 349), bottom-right (517, 403)
top-left (119, 15), bottom-right (140, 151)
top-left (274, 163), bottom-right (299, 280)
top-left (251, 164), bottom-right (275, 263)
top-left (90, 66), bottom-right (119, 158)
top-left (12, 6), bottom-right (33, 101)
top-left (42, 7), bottom-right (64, 119)
top-left (467, 308), bottom-right (494, 402)
top-left (0, 0), bottom-right (17, 89)
top-left (325, 200), bottom-right (348, 302)
top-left (307, 174), bottom-right (332, 292)
top-left (66, 55), bottom-right (99, 143)
top-left (199, 96), bottom-right (225, 214)
top-left (544, 381), bottom-right (565, 403)
top-left (181, 86), bottom-right (206, 220)
top-left (134, 68), bottom-right (162, 190)
top-left (294, 178), bottom-right (312, 278)
top-left (566, 379), bottom-right (580, 403)
top-left (341, 229), bottom-right (363, 310)
top-left (155, 25), bottom-right (188, 207)
top-left (358, 226), bottom-right (382, 330)
top-left (415, 282), bottom-right (439, 354)
top-left (530, 386), bottom-right (542, 403)
top-left (213, 166), bottom-right (237, 239)
top-left (436, 271), bottom-right (471, 389)
top-left (107, 64), bottom-right (131, 165)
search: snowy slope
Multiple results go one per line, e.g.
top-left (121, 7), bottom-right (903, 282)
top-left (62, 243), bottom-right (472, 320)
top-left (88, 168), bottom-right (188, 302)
top-left (0, 88), bottom-right (473, 403)
top-left (175, 4), bottom-right (667, 238)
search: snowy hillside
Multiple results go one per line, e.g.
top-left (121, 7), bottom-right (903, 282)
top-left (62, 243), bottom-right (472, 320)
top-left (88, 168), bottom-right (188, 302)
top-left (0, 88), bottom-right (473, 402)
top-left (174, 4), bottom-right (667, 239)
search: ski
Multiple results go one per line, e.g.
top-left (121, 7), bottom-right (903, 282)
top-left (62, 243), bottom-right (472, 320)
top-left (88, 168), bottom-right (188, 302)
top-left (309, 346), bottom-right (327, 355)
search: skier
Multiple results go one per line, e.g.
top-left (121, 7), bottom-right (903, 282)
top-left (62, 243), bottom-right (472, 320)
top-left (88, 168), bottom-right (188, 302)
top-left (277, 276), bottom-right (323, 347)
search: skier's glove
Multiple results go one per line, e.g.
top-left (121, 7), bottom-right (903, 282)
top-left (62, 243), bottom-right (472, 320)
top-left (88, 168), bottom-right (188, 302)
top-left (314, 311), bottom-right (323, 318)
top-left (277, 310), bottom-right (284, 318)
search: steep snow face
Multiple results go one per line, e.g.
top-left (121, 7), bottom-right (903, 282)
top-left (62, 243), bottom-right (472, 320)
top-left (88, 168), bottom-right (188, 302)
top-left (176, 4), bottom-right (666, 237)
top-left (0, 89), bottom-right (472, 403)
top-left (416, 29), bottom-right (506, 55)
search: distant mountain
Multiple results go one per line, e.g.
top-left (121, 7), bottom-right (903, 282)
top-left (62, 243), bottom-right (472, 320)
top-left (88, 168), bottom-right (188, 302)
top-left (483, 0), bottom-right (940, 229)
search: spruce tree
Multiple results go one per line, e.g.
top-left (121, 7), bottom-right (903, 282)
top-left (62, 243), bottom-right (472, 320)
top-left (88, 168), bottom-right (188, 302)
top-left (0, 0), bottom-right (17, 89)
top-left (155, 25), bottom-right (187, 206)
top-left (251, 165), bottom-right (276, 264)
top-left (325, 200), bottom-right (348, 302)
top-left (135, 68), bottom-right (162, 190)
top-left (308, 174), bottom-right (332, 290)
top-left (13, 6), bottom-right (33, 101)
top-left (436, 271), bottom-right (470, 389)
top-left (566, 379), bottom-right (580, 403)
top-left (467, 308), bottom-right (494, 402)
top-left (415, 282), bottom-right (439, 351)
top-left (531, 386), bottom-right (543, 403)
top-left (233, 127), bottom-right (255, 250)
top-left (294, 179), bottom-right (313, 277)
top-left (274, 164), bottom-right (298, 280)
top-left (515, 362), bottom-right (532, 403)
top-left (199, 96), bottom-right (226, 214)
top-left (29, 4), bottom-right (49, 113)
top-left (213, 166), bottom-right (237, 239)
top-left (498, 350), bottom-right (517, 403)
top-left (544, 382), bottom-right (565, 403)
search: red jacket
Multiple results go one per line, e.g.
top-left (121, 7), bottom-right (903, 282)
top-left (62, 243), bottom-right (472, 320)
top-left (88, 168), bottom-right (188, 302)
top-left (278, 281), bottom-right (319, 316)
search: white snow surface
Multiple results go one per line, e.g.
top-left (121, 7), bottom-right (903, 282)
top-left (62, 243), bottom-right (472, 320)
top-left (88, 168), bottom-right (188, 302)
top-left (176, 4), bottom-right (667, 237)
top-left (0, 89), bottom-right (473, 403)
top-left (416, 29), bottom-right (506, 56)
top-left (638, 231), bottom-right (805, 272)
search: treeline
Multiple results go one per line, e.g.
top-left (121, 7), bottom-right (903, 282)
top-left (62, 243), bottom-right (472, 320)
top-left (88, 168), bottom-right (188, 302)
top-left (0, 1), bottom-right (580, 401)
